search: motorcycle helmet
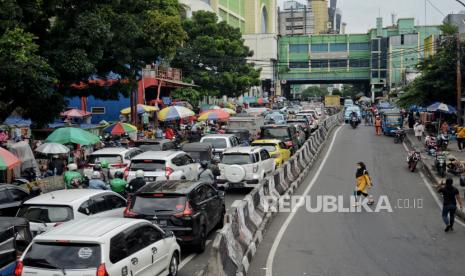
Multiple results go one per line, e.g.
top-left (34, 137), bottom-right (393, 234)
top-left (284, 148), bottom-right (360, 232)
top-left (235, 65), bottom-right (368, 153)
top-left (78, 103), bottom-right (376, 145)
top-left (100, 160), bottom-right (109, 169)
top-left (136, 170), bottom-right (145, 178)
top-left (92, 171), bottom-right (101, 179)
top-left (67, 163), bottom-right (78, 171)
top-left (93, 164), bottom-right (102, 171)
top-left (200, 160), bottom-right (209, 169)
top-left (114, 171), bottom-right (124, 179)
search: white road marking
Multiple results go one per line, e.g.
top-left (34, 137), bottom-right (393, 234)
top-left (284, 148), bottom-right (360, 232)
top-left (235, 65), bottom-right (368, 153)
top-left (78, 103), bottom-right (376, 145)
top-left (265, 125), bottom-right (343, 276)
top-left (402, 142), bottom-right (465, 227)
top-left (179, 240), bottom-right (212, 270)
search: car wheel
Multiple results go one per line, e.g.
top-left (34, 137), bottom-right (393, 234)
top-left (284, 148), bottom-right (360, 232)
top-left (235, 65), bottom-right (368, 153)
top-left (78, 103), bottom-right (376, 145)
top-left (168, 252), bottom-right (179, 276)
top-left (194, 226), bottom-right (207, 253)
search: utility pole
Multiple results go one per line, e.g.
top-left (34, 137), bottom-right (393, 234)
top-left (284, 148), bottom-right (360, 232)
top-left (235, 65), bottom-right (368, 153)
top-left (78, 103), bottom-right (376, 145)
top-left (457, 33), bottom-right (463, 125)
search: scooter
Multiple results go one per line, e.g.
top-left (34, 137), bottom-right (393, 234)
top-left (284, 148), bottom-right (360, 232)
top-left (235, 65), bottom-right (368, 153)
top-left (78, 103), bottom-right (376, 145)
top-left (393, 128), bottom-right (406, 144)
top-left (350, 116), bottom-right (359, 129)
top-left (437, 133), bottom-right (450, 151)
top-left (407, 151), bottom-right (421, 172)
top-left (435, 152), bottom-right (447, 177)
top-left (447, 158), bottom-right (465, 175)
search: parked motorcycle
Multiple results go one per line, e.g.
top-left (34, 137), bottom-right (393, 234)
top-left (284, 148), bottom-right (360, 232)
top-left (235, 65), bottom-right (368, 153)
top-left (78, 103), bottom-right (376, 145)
top-left (447, 158), bottom-right (465, 175)
top-left (393, 128), bottom-right (406, 144)
top-left (435, 152), bottom-right (447, 177)
top-left (437, 133), bottom-right (450, 151)
top-left (407, 151), bottom-right (421, 172)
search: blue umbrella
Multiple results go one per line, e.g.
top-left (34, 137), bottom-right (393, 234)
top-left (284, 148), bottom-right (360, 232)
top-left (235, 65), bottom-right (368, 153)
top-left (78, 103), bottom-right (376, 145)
top-left (426, 102), bottom-right (457, 114)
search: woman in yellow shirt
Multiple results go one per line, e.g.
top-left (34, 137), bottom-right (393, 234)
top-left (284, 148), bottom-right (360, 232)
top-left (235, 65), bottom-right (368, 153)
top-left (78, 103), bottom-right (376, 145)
top-left (355, 162), bottom-right (374, 205)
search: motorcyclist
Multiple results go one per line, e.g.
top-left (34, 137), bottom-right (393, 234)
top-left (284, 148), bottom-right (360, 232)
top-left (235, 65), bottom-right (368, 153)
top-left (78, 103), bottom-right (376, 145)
top-left (110, 171), bottom-right (128, 196)
top-left (88, 171), bottom-right (109, 190)
top-left (198, 161), bottom-right (214, 185)
top-left (93, 163), bottom-right (108, 183)
top-left (100, 160), bottom-right (112, 181)
top-left (63, 163), bottom-right (83, 189)
top-left (126, 170), bottom-right (146, 194)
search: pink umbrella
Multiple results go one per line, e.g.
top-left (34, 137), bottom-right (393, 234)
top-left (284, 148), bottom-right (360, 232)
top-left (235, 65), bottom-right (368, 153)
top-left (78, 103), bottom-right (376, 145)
top-left (60, 109), bottom-right (92, 118)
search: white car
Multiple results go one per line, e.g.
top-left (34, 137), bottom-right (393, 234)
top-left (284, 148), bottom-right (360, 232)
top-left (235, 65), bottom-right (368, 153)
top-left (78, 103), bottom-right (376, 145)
top-left (217, 146), bottom-right (275, 188)
top-left (16, 218), bottom-right (180, 276)
top-left (83, 147), bottom-right (143, 178)
top-left (200, 134), bottom-right (240, 157)
top-left (16, 189), bottom-right (126, 236)
top-left (126, 151), bottom-right (200, 182)
top-left (297, 111), bottom-right (319, 130)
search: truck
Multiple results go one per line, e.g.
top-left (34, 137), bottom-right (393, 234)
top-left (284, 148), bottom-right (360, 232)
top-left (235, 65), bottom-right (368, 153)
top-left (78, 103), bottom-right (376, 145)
top-left (227, 114), bottom-right (265, 140)
top-left (324, 95), bottom-right (341, 108)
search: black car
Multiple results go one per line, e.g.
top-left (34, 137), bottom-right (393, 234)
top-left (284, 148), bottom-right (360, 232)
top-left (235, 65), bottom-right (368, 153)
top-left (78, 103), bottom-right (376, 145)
top-left (0, 185), bottom-right (30, 217)
top-left (225, 128), bottom-right (251, 145)
top-left (124, 180), bottom-right (225, 253)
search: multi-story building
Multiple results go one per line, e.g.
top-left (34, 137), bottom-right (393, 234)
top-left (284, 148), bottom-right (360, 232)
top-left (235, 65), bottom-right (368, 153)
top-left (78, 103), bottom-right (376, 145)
top-left (278, 0), bottom-right (314, 35)
top-left (443, 12), bottom-right (465, 34)
top-left (312, 0), bottom-right (329, 34)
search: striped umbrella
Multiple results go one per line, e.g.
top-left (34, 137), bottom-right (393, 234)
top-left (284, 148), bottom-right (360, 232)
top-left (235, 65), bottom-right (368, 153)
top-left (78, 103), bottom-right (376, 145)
top-left (121, 104), bottom-right (158, 115)
top-left (198, 109), bottom-right (231, 121)
top-left (158, 106), bottom-right (195, 121)
top-left (427, 102), bottom-right (457, 114)
top-left (0, 147), bottom-right (21, 170)
top-left (103, 122), bottom-right (138, 135)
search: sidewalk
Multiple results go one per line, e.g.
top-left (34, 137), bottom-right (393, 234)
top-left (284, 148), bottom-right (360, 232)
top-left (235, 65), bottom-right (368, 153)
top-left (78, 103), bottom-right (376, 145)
top-left (405, 130), bottom-right (465, 220)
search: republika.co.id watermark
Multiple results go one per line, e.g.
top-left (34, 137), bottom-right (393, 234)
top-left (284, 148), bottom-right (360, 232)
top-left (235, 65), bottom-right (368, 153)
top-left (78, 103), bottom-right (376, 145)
top-left (263, 195), bottom-right (423, 213)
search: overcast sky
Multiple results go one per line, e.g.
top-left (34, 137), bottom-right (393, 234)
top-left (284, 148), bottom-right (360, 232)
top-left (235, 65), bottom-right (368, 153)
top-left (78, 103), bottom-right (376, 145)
top-left (278, 0), bottom-right (462, 33)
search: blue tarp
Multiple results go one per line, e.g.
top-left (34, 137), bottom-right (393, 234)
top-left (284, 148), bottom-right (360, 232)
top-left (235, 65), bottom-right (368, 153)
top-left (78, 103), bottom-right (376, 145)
top-left (2, 116), bottom-right (32, 127)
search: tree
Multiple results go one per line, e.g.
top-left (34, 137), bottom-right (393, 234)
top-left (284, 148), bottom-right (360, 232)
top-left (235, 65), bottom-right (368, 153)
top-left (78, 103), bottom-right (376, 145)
top-left (332, 89), bottom-right (341, 96)
top-left (171, 87), bottom-right (202, 105)
top-left (0, 28), bottom-right (63, 126)
top-left (172, 11), bottom-right (260, 98)
top-left (302, 86), bottom-right (327, 99)
top-left (0, 0), bottom-right (186, 123)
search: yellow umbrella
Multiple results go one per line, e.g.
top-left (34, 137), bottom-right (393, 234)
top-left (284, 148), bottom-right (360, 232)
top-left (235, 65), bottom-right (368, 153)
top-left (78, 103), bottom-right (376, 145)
top-left (121, 104), bottom-right (158, 115)
top-left (222, 108), bottom-right (236, 115)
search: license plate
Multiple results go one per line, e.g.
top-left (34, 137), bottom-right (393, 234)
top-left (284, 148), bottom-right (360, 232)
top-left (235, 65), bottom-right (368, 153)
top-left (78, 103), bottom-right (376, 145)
top-left (229, 182), bottom-right (244, 188)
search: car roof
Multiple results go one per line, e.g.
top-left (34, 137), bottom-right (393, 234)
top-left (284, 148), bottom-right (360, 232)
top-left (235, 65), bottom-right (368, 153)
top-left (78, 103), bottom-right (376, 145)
top-left (33, 218), bottom-right (148, 242)
top-left (182, 142), bottom-right (212, 151)
top-left (201, 134), bottom-right (235, 139)
top-left (131, 150), bottom-right (181, 160)
top-left (252, 139), bottom-right (282, 145)
top-left (23, 189), bottom-right (111, 205)
top-left (137, 180), bottom-right (203, 194)
top-left (261, 124), bottom-right (289, 129)
top-left (90, 147), bottom-right (133, 155)
top-left (0, 184), bottom-right (29, 192)
top-left (223, 146), bottom-right (262, 154)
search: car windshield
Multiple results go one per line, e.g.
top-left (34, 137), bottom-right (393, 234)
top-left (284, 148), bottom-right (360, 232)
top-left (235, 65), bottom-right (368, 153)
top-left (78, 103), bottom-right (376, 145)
top-left (253, 144), bottom-right (277, 153)
top-left (202, 138), bottom-right (227, 149)
top-left (131, 195), bottom-right (186, 214)
top-left (222, 153), bottom-right (253, 165)
top-left (139, 144), bottom-right (162, 151)
top-left (262, 128), bottom-right (290, 139)
top-left (266, 114), bottom-right (284, 121)
top-left (23, 242), bottom-right (101, 270)
top-left (130, 160), bottom-right (165, 171)
top-left (17, 205), bottom-right (73, 223)
top-left (88, 155), bottom-right (122, 164)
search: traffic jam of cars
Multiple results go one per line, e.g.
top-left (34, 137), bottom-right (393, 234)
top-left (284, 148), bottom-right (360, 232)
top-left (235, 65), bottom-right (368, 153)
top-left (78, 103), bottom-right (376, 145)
top-left (0, 102), bottom-right (330, 276)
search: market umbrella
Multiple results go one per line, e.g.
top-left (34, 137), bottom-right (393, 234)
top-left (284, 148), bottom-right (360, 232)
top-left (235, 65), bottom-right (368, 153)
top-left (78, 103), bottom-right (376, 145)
top-left (222, 108), bottom-right (237, 115)
top-left (103, 122), bottom-right (137, 135)
top-left (60, 109), bottom-right (92, 118)
top-left (257, 98), bottom-right (269, 105)
top-left (0, 147), bottom-right (21, 170)
top-left (121, 104), bottom-right (158, 115)
top-left (35, 143), bottom-right (70, 155)
top-left (158, 106), bottom-right (195, 121)
top-left (427, 102), bottom-right (457, 113)
top-left (45, 127), bottom-right (100, 145)
top-left (198, 109), bottom-right (231, 121)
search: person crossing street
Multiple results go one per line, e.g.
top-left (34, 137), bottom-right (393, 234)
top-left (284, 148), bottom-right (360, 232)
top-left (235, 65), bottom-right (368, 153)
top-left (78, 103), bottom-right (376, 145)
top-left (437, 178), bottom-right (463, 232)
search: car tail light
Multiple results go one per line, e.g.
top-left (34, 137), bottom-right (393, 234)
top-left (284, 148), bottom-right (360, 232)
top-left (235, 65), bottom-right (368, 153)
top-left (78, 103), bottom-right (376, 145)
top-left (165, 167), bottom-right (174, 179)
top-left (175, 201), bottom-right (194, 218)
top-left (14, 260), bottom-right (23, 276)
top-left (111, 163), bottom-right (126, 168)
top-left (253, 165), bottom-right (259, 173)
top-left (54, 222), bottom-right (64, 227)
top-left (123, 167), bottom-right (129, 180)
top-left (96, 263), bottom-right (109, 276)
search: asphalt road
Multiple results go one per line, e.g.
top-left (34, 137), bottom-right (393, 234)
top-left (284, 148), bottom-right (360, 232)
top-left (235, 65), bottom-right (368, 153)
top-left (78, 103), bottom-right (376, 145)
top-left (178, 188), bottom-right (248, 276)
top-left (248, 124), bottom-right (465, 276)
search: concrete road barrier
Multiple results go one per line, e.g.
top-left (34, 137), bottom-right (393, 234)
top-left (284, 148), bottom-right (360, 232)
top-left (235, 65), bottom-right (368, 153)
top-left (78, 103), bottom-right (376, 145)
top-left (205, 113), bottom-right (343, 276)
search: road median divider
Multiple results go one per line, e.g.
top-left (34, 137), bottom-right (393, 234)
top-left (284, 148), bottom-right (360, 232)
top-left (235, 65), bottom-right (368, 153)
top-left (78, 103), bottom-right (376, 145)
top-left (205, 113), bottom-right (343, 276)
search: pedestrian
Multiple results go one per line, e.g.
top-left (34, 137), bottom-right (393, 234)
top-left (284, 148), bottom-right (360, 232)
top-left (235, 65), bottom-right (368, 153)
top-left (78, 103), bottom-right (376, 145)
top-left (164, 126), bottom-right (175, 140)
top-left (374, 116), bottom-right (382, 136)
top-left (88, 171), bottom-right (109, 190)
top-left (49, 155), bottom-right (66, 176)
top-left (413, 120), bottom-right (425, 142)
top-left (456, 125), bottom-right (465, 151)
top-left (440, 121), bottom-right (449, 134)
top-left (408, 112), bottom-right (415, 129)
top-left (354, 162), bottom-right (374, 206)
top-left (437, 178), bottom-right (463, 232)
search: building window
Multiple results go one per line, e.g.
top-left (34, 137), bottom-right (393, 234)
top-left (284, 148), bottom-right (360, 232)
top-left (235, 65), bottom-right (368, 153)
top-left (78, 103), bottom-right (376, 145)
top-left (349, 59), bottom-right (370, 68)
top-left (289, 61), bottom-right (309, 69)
top-left (311, 44), bottom-right (328, 52)
top-left (91, 107), bottom-right (105, 114)
top-left (329, 43), bottom-right (347, 52)
top-left (329, 59), bottom-right (347, 68)
top-left (349, 43), bottom-right (370, 51)
top-left (371, 71), bottom-right (379, 78)
top-left (310, 59), bottom-right (328, 69)
top-left (289, 44), bottom-right (309, 53)
top-left (286, 17), bottom-right (304, 22)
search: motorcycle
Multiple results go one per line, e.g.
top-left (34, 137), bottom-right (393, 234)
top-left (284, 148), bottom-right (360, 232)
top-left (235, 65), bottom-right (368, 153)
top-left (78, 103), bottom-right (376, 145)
top-left (437, 133), bottom-right (450, 151)
top-left (424, 136), bottom-right (438, 155)
top-left (435, 152), bottom-right (447, 177)
top-left (447, 158), bottom-right (465, 175)
top-left (350, 116), bottom-right (359, 129)
top-left (407, 151), bottom-right (421, 172)
top-left (393, 128), bottom-right (406, 144)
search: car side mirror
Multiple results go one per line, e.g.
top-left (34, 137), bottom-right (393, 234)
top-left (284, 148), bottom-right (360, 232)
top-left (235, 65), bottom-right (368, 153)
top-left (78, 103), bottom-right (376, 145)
top-left (164, 230), bottom-right (175, 238)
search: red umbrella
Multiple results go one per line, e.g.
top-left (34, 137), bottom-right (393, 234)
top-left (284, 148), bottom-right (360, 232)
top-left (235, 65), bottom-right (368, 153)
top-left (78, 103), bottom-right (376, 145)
top-left (61, 109), bottom-right (92, 118)
top-left (0, 147), bottom-right (21, 170)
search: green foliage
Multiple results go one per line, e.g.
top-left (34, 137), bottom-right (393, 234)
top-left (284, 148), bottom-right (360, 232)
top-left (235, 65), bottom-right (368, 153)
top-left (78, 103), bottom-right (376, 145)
top-left (172, 11), bottom-right (261, 98)
top-left (341, 84), bottom-right (363, 99)
top-left (332, 89), bottom-right (341, 96)
top-left (302, 86), bottom-right (327, 99)
top-left (171, 87), bottom-right (202, 104)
